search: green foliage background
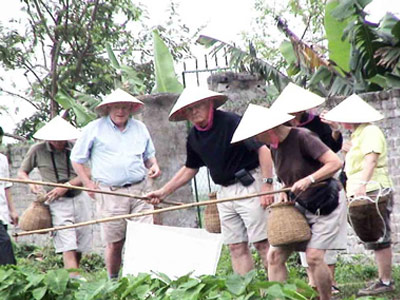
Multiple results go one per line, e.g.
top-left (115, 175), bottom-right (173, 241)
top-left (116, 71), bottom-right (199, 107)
top-left (1, 242), bottom-right (398, 299)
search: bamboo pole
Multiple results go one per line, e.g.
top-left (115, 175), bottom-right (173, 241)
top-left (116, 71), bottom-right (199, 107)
top-left (13, 186), bottom-right (294, 237)
top-left (0, 177), bottom-right (182, 206)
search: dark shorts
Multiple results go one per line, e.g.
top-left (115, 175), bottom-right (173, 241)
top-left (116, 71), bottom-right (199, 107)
top-left (0, 223), bottom-right (16, 265)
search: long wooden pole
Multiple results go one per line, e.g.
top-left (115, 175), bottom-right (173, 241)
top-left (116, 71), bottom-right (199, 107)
top-left (13, 186), bottom-right (293, 237)
top-left (0, 177), bottom-right (181, 206)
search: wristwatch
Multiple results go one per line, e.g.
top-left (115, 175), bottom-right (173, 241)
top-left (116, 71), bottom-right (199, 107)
top-left (262, 177), bottom-right (274, 184)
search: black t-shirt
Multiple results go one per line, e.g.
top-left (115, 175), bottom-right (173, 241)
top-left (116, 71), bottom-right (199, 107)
top-left (301, 113), bottom-right (343, 153)
top-left (185, 110), bottom-right (261, 185)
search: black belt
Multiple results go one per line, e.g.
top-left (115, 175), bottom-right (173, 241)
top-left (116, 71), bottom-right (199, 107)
top-left (110, 179), bottom-right (144, 191)
top-left (221, 178), bottom-right (239, 187)
top-left (220, 168), bottom-right (257, 187)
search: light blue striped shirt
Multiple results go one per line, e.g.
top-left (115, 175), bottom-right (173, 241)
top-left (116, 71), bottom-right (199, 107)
top-left (71, 116), bottom-right (156, 186)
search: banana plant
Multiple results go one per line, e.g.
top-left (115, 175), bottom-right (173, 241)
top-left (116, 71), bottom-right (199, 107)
top-left (198, 0), bottom-right (400, 98)
top-left (55, 89), bottom-right (98, 126)
top-left (105, 44), bottom-right (147, 94)
top-left (197, 35), bottom-right (290, 92)
top-left (152, 29), bottom-right (183, 93)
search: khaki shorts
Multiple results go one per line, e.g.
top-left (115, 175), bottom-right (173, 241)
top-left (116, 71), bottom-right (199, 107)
top-left (299, 250), bottom-right (338, 267)
top-left (49, 192), bottom-right (93, 253)
top-left (95, 181), bottom-right (153, 244)
top-left (217, 168), bottom-right (268, 245)
top-left (294, 188), bottom-right (348, 251)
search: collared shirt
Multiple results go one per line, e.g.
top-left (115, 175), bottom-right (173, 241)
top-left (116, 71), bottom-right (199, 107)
top-left (20, 141), bottom-right (77, 192)
top-left (70, 116), bottom-right (155, 186)
top-left (345, 123), bottom-right (393, 196)
top-left (0, 153), bottom-right (13, 224)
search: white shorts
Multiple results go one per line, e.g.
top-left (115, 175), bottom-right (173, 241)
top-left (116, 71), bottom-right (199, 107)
top-left (299, 250), bottom-right (338, 267)
top-left (49, 192), bottom-right (93, 253)
top-left (217, 168), bottom-right (268, 244)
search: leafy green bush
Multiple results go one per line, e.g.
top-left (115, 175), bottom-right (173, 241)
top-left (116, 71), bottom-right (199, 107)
top-left (0, 265), bottom-right (318, 300)
top-left (6, 242), bottom-right (399, 299)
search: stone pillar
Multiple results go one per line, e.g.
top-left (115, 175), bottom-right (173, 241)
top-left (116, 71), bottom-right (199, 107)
top-left (137, 93), bottom-right (198, 228)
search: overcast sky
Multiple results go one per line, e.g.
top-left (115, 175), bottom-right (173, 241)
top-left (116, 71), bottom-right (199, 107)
top-left (0, 0), bottom-right (399, 143)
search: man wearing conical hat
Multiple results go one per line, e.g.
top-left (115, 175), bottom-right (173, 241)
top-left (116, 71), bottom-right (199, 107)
top-left (70, 88), bottom-right (161, 280)
top-left (324, 95), bottom-right (395, 296)
top-left (0, 126), bottom-right (18, 266)
top-left (232, 104), bottom-right (345, 300)
top-left (18, 116), bottom-right (92, 279)
top-left (146, 86), bottom-right (274, 277)
top-left (271, 83), bottom-right (346, 295)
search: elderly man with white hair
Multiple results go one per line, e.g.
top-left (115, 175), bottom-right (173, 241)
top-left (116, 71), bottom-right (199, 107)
top-left (70, 88), bottom-right (161, 280)
top-left (146, 87), bottom-right (274, 277)
top-left (18, 116), bottom-right (92, 279)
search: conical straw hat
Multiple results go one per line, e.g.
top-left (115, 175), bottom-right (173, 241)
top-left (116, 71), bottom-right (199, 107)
top-left (33, 116), bottom-right (81, 141)
top-left (95, 88), bottom-right (144, 116)
top-left (169, 86), bottom-right (228, 121)
top-left (231, 104), bottom-right (294, 143)
top-left (270, 82), bottom-right (326, 114)
top-left (323, 94), bottom-right (384, 123)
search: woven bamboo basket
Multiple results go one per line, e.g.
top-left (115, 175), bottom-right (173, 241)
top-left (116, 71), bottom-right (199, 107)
top-left (204, 192), bottom-right (221, 233)
top-left (348, 193), bottom-right (389, 242)
top-left (267, 201), bottom-right (311, 247)
top-left (19, 194), bottom-right (52, 233)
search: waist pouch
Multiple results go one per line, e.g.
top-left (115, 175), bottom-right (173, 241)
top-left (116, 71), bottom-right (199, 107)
top-left (295, 178), bottom-right (340, 215)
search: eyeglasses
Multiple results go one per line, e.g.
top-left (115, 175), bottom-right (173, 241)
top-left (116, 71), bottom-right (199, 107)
top-left (185, 101), bottom-right (209, 114)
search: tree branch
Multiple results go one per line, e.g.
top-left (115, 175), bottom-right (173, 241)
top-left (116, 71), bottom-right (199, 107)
top-left (4, 133), bottom-right (26, 142)
top-left (0, 89), bottom-right (40, 110)
top-left (74, 0), bottom-right (100, 81)
top-left (32, 0), bottom-right (57, 43)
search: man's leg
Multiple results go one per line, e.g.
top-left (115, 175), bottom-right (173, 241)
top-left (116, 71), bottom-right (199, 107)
top-left (253, 239), bottom-right (269, 272)
top-left (267, 246), bottom-right (292, 282)
top-left (375, 247), bottom-right (392, 282)
top-left (105, 240), bottom-right (125, 279)
top-left (63, 250), bottom-right (80, 277)
top-left (306, 248), bottom-right (331, 300)
top-left (302, 249), bottom-right (338, 287)
top-left (228, 242), bottom-right (254, 275)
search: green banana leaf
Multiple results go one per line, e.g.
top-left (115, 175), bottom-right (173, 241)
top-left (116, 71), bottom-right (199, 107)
top-left (152, 30), bottom-right (183, 94)
top-left (325, 0), bottom-right (352, 73)
top-left (106, 44), bottom-right (121, 69)
top-left (55, 90), bottom-right (97, 126)
top-left (279, 40), bottom-right (300, 76)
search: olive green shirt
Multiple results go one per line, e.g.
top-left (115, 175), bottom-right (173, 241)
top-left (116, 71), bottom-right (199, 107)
top-left (20, 141), bottom-right (77, 192)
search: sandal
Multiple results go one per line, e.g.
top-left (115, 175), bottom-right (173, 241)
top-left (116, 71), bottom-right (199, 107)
top-left (331, 285), bottom-right (341, 295)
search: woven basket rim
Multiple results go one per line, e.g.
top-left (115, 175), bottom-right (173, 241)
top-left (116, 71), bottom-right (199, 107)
top-left (269, 201), bottom-right (295, 208)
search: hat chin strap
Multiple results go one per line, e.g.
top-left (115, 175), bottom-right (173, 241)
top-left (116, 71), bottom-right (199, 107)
top-left (267, 130), bottom-right (280, 149)
top-left (194, 103), bottom-right (214, 131)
